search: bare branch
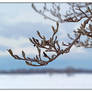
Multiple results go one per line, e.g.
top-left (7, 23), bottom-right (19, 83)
top-left (8, 22), bottom-right (82, 66)
top-left (8, 3), bottom-right (92, 66)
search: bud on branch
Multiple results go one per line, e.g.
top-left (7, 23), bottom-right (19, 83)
top-left (8, 21), bottom-right (85, 66)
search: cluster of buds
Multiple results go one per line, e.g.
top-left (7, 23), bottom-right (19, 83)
top-left (8, 22), bottom-right (61, 66)
top-left (8, 21), bottom-right (84, 66)
top-left (68, 16), bottom-right (92, 48)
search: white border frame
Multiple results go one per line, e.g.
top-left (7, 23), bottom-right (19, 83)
top-left (0, 0), bottom-right (91, 2)
top-left (0, 0), bottom-right (91, 92)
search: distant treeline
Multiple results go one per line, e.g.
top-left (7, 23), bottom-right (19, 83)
top-left (0, 68), bottom-right (92, 74)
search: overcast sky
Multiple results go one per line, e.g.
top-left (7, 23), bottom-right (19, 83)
top-left (0, 3), bottom-right (92, 70)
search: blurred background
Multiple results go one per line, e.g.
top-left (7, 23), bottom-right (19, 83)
top-left (0, 3), bottom-right (92, 89)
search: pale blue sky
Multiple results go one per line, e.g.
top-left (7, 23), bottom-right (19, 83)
top-left (0, 3), bottom-right (92, 70)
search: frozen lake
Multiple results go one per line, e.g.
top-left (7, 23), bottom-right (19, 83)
top-left (0, 74), bottom-right (92, 89)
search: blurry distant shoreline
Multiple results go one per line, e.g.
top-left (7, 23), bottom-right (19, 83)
top-left (1, 68), bottom-right (92, 75)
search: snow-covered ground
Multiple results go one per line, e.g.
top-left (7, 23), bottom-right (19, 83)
top-left (0, 74), bottom-right (92, 89)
